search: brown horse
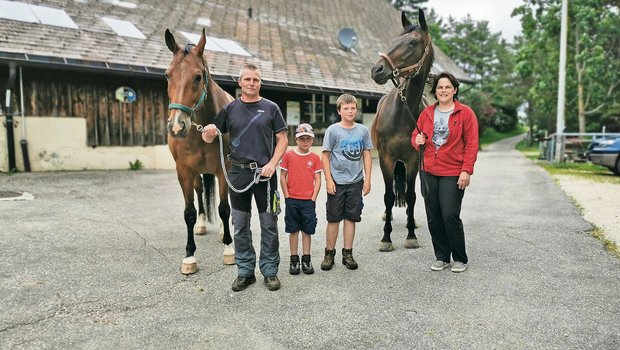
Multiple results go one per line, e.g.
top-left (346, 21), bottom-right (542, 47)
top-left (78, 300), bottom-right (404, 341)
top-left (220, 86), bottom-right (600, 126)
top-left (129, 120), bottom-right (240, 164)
top-left (370, 10), bottom-right (434, 252)
top-left (164, 28), bottom-right (234, 274)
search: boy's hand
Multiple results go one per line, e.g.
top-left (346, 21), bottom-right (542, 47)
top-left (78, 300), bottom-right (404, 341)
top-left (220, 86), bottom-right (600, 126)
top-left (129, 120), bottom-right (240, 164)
top-left (363, 179), bottom-right (371, 196)
top-left (326, 179), bottom-right (336, 195)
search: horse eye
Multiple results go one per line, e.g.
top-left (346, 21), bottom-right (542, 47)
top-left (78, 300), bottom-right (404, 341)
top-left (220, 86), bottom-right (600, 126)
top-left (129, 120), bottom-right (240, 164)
top-left (409, 40), bottom-right (417, 46)
top-left (194, 74), bottom-right (202, 83)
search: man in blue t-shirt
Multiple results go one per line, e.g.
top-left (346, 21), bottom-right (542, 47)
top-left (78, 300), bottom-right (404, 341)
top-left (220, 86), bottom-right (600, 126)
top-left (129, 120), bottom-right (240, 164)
top-left (320, 93), bottom-right (373, 271)
top-left (202, 63), bottom-right (288, 292)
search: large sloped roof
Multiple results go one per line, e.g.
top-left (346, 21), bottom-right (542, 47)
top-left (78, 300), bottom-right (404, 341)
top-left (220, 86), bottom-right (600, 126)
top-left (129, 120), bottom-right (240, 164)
top-left (0, 0), bottom-right (472, 97)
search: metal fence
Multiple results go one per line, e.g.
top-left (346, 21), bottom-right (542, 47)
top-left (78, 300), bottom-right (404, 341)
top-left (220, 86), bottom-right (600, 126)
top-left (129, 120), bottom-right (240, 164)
top-left (539, 132), bottom-right (620, 162)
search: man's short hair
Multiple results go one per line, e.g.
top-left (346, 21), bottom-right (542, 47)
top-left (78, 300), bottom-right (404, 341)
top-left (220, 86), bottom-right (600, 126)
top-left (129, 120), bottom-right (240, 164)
top-left (238, 63), bottom-right (261, 81)
top-left (336, 93), bottom-right (358, 111)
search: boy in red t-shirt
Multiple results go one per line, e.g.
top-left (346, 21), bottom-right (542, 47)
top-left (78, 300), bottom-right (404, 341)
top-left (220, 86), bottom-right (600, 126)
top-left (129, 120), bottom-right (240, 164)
top-left (280, 123), bottom-right (323, 275)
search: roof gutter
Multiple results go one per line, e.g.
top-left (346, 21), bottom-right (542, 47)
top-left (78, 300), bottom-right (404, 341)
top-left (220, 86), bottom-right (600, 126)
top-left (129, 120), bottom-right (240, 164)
top-left (0, 52), bottom-right (385, 99)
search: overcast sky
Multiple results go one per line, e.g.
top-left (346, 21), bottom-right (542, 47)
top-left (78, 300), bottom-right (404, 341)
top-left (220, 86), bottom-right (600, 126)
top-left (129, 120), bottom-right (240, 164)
top-left (426, 0), bottom-right (524, 42)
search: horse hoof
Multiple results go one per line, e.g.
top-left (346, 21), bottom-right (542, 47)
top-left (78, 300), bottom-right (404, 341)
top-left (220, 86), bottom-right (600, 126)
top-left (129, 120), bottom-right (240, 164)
top-left (223, 254), bottom-right (235, 265)
top-left (404, 239), bottom-right (420, 249)
top-left (223, 244), bottom-right (235, 265)
top-left (378, 242), bottom-right (395, 252)
top-left (181, 256), bottom-right (198, 275)
top-left (194, 225), bottom-right (207, 235)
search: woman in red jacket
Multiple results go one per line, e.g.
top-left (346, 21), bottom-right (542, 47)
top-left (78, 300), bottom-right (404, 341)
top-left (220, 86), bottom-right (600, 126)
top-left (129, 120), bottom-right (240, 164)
top-left (412, 71), bottom-right (479, 273)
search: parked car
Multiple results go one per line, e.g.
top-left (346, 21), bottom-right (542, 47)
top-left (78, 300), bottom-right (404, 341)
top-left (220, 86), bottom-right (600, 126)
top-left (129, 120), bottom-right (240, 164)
top-left (587, 136), bottom-right (620, 175)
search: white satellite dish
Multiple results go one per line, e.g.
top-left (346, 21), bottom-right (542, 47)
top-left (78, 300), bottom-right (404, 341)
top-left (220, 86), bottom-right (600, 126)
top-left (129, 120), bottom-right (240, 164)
top-left (338, 28), bottom-right (358, 54)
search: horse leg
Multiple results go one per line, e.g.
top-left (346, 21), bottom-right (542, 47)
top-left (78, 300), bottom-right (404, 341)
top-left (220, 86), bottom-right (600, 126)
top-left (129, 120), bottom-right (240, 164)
top-left (179, 173), bottom-right (199, 275)
top-left (404, 173), bottom-right (420, 249)
top-left (193, 175), bottom-right (207, 235)
top-left (379, 159), bottom-right (396, 252)
top-left (217, 171), bottom-right (235, 265)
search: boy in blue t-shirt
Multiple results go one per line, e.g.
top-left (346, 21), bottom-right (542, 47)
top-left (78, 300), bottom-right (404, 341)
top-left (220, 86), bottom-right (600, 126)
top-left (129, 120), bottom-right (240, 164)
top-left (320, 94), bottom-right (373, 270)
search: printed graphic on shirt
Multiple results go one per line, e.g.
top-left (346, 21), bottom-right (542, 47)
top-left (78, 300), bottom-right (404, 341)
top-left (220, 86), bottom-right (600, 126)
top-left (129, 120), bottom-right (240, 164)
top-left (432, 109), bottom-right (451, 149)
top-left (340, 138), bottom-right (364, 161)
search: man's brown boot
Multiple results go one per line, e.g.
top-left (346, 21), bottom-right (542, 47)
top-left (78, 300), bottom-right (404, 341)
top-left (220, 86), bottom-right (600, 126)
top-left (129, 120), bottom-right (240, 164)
top-left (320, 249), bottom-right (336, 271)
top-left (342, 248), bottom-right (358, 270)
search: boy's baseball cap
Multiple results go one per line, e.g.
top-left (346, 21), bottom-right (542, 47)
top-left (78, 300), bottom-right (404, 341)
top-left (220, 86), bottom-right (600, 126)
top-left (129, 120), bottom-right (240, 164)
top-left (295, 123), bottom-right (315, 138)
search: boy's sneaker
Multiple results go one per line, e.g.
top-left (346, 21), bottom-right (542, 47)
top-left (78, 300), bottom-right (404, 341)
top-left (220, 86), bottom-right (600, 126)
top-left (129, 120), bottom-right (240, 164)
top-left (289, 255), bottom-right (300, 275)
top-left (301, 254), bottom-right (314, 274)
top-left (264, 276), bottom-right (281, 291)
top-left (342, 248), bottom-right (358, 270)
top-left (231, 276), bottom-right (256, 291)
top-left (430, 260), bottom-right (450, 271)
top-left (320, 249), bottom-right (336, 270)
top-left (451, 262), bottom-right (467, 273)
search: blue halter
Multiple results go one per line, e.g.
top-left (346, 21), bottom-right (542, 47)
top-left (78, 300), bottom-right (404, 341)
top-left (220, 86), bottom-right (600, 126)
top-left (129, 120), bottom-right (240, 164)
top-left (168, 71), bottom-right (209, 116)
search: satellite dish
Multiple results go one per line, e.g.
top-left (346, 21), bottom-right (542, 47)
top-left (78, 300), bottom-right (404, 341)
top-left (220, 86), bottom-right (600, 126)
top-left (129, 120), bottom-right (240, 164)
top-left (338, 28), bottom-right (358, 54)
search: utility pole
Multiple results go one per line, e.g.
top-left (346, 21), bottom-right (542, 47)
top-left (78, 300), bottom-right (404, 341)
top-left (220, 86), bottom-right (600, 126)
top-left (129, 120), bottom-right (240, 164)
top-left (554, 0), bottom-right (568, 162)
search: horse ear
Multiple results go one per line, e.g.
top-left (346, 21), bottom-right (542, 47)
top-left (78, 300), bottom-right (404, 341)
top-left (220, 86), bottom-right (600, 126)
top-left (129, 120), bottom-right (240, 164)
top-left (418, 9), bottom-right (428, 32)
top-left (165, 29), bottom-right (179, 53)
top-left (196, 28), bottom-right (206, 57)
top-left (401, 11), bottom-right (412, 29)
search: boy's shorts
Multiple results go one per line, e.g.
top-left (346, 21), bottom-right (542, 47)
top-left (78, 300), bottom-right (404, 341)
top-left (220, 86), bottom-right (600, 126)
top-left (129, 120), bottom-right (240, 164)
top-left (326, 180), bottom-right (364, 223)
top-left (284, 198), bottom-right (317, 234)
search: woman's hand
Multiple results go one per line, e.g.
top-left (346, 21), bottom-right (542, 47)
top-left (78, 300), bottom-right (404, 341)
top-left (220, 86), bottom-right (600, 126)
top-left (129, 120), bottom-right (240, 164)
top-left (415, 133), bottom-right (426, 146)
top-left (457, 171), bottom-right (471, 190)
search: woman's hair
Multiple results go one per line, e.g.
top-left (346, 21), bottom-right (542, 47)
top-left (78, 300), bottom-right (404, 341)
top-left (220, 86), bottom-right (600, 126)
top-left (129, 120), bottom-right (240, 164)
top-left (336, 93), bottom-right (358, 111)
top-left (430, 71), bottom-right (460, 101)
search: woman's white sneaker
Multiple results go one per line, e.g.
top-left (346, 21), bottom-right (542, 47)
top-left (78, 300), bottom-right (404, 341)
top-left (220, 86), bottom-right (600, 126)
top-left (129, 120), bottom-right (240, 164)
top-left (430, 260), bottom-right (450, 271)
top-left (451, 262), bottom-right (467, 273)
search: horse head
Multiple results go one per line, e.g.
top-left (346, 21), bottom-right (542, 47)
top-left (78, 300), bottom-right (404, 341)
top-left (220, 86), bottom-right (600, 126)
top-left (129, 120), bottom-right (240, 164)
top-left (371, 10), bottom-right (433, 85)
top-left (165, 28), bottom-right (211, 138)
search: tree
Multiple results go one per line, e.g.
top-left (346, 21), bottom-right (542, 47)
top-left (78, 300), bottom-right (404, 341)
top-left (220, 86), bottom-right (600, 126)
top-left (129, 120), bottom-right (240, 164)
top-left (514, 0), bottom-right (620, 134)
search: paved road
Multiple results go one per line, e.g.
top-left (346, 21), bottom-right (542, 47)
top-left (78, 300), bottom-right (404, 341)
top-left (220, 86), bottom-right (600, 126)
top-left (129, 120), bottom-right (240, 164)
top-left (1, 135), bottom-right (619, 349)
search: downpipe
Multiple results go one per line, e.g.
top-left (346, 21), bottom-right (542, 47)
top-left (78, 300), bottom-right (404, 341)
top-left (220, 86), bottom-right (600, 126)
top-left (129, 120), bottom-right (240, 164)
top-left (19, 67), bottom-right (31, 171)
top-left (4, 63), bottom-right (16, 172)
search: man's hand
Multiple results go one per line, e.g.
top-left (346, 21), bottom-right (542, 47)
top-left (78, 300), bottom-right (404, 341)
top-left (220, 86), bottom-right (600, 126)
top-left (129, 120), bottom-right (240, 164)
top-left (326, 179), bottom-right (336, 195)
top-left (363, 179), bottom-right (371, 196)
top-left (201, 124), bottom-right (218, 143)
top-left (261, 163), bottom-right (277, 178)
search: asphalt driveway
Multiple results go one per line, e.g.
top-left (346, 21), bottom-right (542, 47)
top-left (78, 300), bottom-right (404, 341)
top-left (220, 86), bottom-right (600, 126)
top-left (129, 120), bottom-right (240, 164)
top-left (1, 135), bottom-right (619, 349)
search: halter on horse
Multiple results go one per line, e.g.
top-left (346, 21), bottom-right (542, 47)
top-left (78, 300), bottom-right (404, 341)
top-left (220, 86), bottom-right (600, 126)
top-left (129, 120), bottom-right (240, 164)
top-left (164, 28), bottom-right (235, 274)
top-left (370, 10), bottom-right (434, 252)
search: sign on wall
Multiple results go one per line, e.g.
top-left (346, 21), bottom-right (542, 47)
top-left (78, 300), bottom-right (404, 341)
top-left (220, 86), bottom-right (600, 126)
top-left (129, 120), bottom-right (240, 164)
top-left (286, 101), bottom-right (300, 125)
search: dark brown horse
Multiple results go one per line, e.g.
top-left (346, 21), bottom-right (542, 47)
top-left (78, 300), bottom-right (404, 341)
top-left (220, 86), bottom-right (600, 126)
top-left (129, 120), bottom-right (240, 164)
top-left (370, 10), bottom-right (434, 252)
top-left (164, 28), bottom-right (234, 274)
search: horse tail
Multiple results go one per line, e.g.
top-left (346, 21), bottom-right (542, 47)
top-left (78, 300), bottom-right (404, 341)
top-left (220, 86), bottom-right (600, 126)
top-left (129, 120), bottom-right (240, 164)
top-left (202, 173), bottom-right (217, 222)
top-left (393, 161), bottom-right (407, 208)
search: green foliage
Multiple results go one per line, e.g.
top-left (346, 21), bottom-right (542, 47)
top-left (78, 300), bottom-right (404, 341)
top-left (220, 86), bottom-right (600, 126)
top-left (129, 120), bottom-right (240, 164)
top-left (514, 0), bottom-right (620, 134)
top-left (129, 159), bottom-right (144, 171)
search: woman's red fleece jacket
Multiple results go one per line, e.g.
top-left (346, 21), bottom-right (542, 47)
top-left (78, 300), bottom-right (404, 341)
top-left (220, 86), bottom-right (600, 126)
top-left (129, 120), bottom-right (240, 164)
top-left (411, 100), bottom-right (479, 176)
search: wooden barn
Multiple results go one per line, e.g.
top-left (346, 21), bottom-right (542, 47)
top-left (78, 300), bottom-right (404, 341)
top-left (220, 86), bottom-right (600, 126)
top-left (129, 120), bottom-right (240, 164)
top-left (0, 0), bottom-right (470, 172)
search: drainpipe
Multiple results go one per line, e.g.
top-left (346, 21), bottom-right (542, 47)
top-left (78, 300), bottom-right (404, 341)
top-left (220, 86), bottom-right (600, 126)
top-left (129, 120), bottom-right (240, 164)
top-left (19, 67), bottom-right (31, 171)
top-left (4, 63), bottom-right (16, 172)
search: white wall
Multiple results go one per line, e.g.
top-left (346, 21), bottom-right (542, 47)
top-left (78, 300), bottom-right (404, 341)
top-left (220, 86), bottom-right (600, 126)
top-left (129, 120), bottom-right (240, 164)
top-left (0, 116), bottom-right (176, 172)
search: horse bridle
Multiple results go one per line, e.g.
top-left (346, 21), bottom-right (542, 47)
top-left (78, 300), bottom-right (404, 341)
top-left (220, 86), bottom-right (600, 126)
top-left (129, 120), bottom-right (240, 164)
top-left (168, 70), bottom-right (209, 121)
top-left (377, 34), bottom-right (432, 90)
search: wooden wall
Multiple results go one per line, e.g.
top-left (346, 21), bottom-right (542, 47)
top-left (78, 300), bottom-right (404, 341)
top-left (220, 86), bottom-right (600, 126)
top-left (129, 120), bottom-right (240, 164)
top-left (17, 67), bottom-right (169, 147)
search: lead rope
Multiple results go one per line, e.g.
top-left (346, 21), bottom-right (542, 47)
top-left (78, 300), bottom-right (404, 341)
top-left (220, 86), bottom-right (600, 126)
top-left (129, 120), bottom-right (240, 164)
top-left (194, 123), bottom-right (275, 213)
